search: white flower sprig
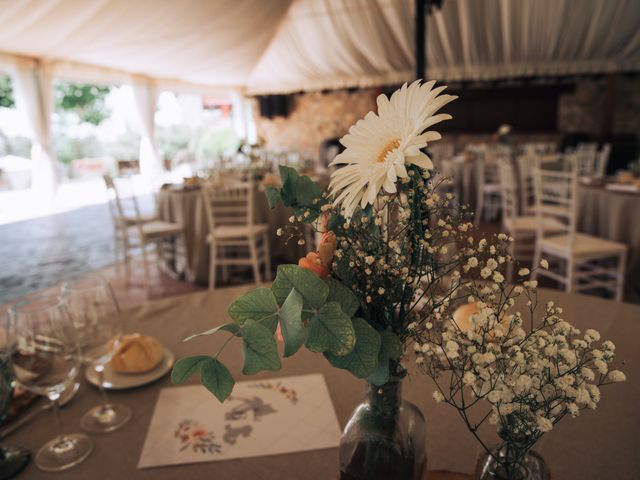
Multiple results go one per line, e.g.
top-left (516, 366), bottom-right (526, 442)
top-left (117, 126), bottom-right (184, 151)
top-left (413, 258), bottom-right (625, 461)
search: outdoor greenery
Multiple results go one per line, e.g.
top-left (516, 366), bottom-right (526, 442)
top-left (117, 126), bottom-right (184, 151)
top-left (0, 77), bottom-right (111, 125)
top-left (0, 77), bottom-right (14, 108)
top-left (54, 82), bottom-right (111, 125)
top-left (0, 75), bottom-right (239, 171)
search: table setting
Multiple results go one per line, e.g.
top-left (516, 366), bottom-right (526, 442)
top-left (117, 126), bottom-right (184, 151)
top-left (1, 81), bottom-right (639, 480)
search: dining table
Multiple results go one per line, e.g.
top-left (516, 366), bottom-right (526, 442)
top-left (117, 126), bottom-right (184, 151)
top-left (7, 286), bottom-right (640, 479)
top-left (444, 160), bottom-right (640, 302)
top-left (577, 184), bottom-right (640, 302)
top-left (156, 185), bottom-right (305, 284)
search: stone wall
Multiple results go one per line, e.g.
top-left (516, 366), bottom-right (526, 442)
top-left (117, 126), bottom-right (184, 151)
top-left (253, 75), bottom-right (640, 160)
top-left (253, 88), bottom-right (378, 159)
top-left (558, 75), bottom-right (640, 136)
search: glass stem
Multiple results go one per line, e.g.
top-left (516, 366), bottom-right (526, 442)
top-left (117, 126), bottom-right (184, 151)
top-left (96, 365), bottom-right (111, 411)
top-left (49, 392), bottom-right (64, 443)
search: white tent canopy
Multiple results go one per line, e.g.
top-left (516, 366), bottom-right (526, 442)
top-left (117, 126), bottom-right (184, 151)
top-left (0, 0), bottom-right (638, 95)
top-left (0, 0), bottom-right (639, 195)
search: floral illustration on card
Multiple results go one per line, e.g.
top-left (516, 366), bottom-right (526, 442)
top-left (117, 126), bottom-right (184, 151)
top-left (174, 419), bottom-right (222, 454)
top-left (248, 381), bottom-right (299, 404)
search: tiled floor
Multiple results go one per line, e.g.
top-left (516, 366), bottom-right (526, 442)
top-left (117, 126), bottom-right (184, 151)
top-left (0, 203), bottom-right (116, 304)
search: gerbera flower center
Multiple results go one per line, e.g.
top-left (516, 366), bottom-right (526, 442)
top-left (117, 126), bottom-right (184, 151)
top-left (377, 139), bottom-right (401, 163)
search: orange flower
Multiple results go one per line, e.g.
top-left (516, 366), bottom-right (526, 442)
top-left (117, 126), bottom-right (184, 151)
top-left (318, 231), bottom-right (337, 269)
top-left (298, 252), bottom-right (329, 278)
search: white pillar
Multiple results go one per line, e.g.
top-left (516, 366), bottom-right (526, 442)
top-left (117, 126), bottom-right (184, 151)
top-left (131, 76), bottom-right (164, 181)
top-left (231, 92), bottom-right (246, 141)
top-left (8, 58), bottom-right (57, 205)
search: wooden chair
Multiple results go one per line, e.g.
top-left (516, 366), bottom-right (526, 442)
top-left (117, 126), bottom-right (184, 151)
top-left (202, 181), bottom-right (270, 290)
top-left (428, 142), bottom-right (455, 166)
top-left (516, 154), bottom-right (564, 215)
top-left (596, 143), bottom-right (611, 177)
top-left (531, 163), bottom-right (627, 300)
top-left (498, 159), bottom-right (564, 280)
top-left (104, 175), bottom-right (184, 295)
top-left (474, 155), bottom-right (503, 225)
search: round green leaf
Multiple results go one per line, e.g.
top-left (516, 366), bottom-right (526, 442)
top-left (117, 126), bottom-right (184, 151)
top-left (200, 358), bottom-right (235, 402)
top-left (228, 288), bottom-right (278, 333)
top-left (325, 318), bottom-right (381, 378)
top-left (241, 319), bottom-right (281, 375)
top-left (271, 264), bottom-right (329, 308)
top-left (305, 302), bottom-right (355, 356)
top-left (279, 289), bottom-right (306, 357)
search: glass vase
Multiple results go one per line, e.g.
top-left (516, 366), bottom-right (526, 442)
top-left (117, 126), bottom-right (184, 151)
top-left (339, 378), bottom-right (426, 480)
top-left (474, 444), bottom-right (550, 480)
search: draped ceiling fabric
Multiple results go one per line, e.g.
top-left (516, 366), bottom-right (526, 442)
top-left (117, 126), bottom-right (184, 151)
top-left (246, 0), bottom-right (640, 93)
top-left (0, 0), bottom-right (638, 95)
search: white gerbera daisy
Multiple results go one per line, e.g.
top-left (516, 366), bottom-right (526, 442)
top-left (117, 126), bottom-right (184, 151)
top-left (328, 80), bottom-right (456, 218)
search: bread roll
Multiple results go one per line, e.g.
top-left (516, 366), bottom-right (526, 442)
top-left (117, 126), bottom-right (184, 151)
top-left (110, 334), bottom-right (164, 374)
top-left (452, 302), bottom-right (509, 338)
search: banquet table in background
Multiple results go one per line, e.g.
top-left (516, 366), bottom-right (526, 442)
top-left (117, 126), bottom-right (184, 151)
top-left (9, 286), bottom-right (640, 479)
top-left (444, 159), bottom-right (640, 302)
top-left (157, 187), bottom-right (305, 284)
top-left (577, 185), bottom-right (640, 302)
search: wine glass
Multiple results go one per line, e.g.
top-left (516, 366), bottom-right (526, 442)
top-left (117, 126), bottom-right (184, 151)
top-left (0, 346), bottom-right (30, 479)
top-left (61, 275), bottom-right (132, 433)
top-left (7, 296), bottom-right (92, 472)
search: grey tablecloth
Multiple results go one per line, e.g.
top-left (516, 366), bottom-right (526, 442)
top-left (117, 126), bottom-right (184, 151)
top-left (157, 188), bottom-right (304, 284)
top-left (9, 287), bottom-right (640, 479)
top-left (577, 186), bottom-right (640, 302)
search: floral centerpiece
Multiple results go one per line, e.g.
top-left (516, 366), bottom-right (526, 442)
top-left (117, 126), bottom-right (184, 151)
top-left (412, 258), bottom-right (626, 479)
top-left (172, 80), bottom-right (463, 479)
top-left (171, 80), bottom-right (625, 479)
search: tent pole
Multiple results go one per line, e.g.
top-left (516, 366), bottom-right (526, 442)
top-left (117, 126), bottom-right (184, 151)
top-left (415, 0), bottom-right (426, 80)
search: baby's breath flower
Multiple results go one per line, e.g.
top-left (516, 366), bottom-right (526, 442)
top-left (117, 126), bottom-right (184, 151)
top-left (518, 268), bottom-right (530, 276)
top-left (609, 370), bottom-right (626, 382)
top-left (540, 259), bottom-right (549, 269)
top-left (536, 416), bottom-right (553, 433)
top-left (432, 391), bottom-right (445, 403)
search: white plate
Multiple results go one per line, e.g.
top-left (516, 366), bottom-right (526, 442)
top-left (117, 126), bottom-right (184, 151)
top-left (85, 348), bottom-right (174, 390)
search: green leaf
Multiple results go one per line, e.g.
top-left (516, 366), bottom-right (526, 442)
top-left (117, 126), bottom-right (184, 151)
top-left (279, 289), bottom-right (306, 357)
top-left (366, 362), bottom-right (390, 386)
top-left (228, 288), bottom-right (278, 333)
top-left (241, 319), bottom-right (281, 375)
top-left (183, 322), bottom-right (240, 342)
top-left (296, 175), bottom-right (322, 206)
top-left (200, 358), bottom-right (235, 402)
top-left (364, 331), bottom-right (403, 385)
top-left (306, 302), bottom-right (355, 355)
top-left (378, 331), bottom-right (403, 361)
top-left (279, 165), bottom-right (298, 204)
top-left (325, 318), bottom-right (381, 378)
top-left (171, 355), bottom-right (209, 384)
top-left (265, 186), bottom-right (282, 209)
top-left (325, 278), bottom-right (360, 317)
top-left (271, 264), bottom-right (329, 308)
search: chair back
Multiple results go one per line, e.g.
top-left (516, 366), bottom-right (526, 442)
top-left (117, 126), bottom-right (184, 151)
top-left (497, 159), bottom-right (519, 224)
top-left (596, 143), bottom-right (611, 177)
top-left (477, 156), bottom-right (502, 188)
top-left (429, 142), bottom-right (455, 164)
top-left (568, 148), bottom-right (599, 177)
top-left (103, 175), bottom-right (145, 227)
top-left (201, 181), bottom-right (255, 234)
top-left (533, 159), bottom-right (578, 247)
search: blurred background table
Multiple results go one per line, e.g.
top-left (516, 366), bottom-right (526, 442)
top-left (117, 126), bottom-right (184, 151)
top-left (577, 185), bottom-right (640, 301)
top-left (157, 186), bottom-right (304, 283)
